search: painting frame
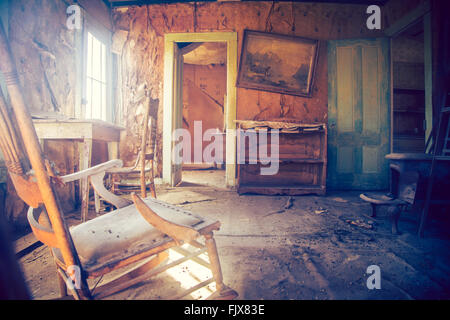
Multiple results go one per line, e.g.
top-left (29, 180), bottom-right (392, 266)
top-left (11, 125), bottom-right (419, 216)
top-left (236, 30), bottom-right (320, 97)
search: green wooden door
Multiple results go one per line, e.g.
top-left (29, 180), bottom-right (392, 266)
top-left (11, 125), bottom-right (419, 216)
top-left (327, 38), bottom-right (391, 190)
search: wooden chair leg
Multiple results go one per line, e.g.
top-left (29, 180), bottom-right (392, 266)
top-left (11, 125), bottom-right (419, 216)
top-left (94, 191), bottom-right (100, 214)
top-left (370, 203), bottom-right (377, 218)
top-left (204, 233), bottom-right (238, 300)
top-left (387, 205), bottom-right (402, 235)
top-left (149, 160), bottom-right (156, 198)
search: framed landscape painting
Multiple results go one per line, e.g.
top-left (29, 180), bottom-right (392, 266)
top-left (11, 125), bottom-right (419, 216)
top-left (237, 30), bottom-right (319, 97)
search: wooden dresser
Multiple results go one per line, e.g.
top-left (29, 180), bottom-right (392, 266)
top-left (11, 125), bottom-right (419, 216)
top-left (235, 120), bottom-right (327, 195)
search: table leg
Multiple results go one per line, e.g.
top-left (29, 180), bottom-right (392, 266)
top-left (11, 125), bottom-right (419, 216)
top-left (108, 141), bottom-right (119, 160)
top-left (80, 138), bottom-right (92, 222)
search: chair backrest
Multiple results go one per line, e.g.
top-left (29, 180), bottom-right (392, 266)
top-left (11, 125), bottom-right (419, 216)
top-left (139, 96), bottom-right (156, 197)
top-left (0, 22), bottom-right (90, 297)
top-left (0, 88), bottom-right (42, 208)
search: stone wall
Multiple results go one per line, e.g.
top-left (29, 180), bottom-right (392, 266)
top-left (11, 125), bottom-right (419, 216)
top-left (4, 0), bottom-right (110, 231)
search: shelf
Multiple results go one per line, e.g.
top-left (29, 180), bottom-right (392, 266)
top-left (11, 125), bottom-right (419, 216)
top-left (394, 109), bottom-right (425, 114)
top-left (394, 134), bottom-right (425, 140)
top-left (393, 88), bottom-right (425, 94)
top-left (236, 121), bottom-right (327, 196)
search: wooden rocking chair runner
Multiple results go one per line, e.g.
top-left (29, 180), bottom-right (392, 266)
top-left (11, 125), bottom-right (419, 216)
top-left (0, 23), bottom-right (237, 300)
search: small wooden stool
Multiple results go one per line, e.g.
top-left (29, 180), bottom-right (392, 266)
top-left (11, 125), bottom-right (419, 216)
top-left (360, 166), bottom-right (419, 234)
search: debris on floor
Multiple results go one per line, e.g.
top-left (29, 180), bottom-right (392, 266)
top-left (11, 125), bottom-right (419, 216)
top-left (157, 190), bottom-right (216, 205)
top-left (329, 197), bottom-right (348, 203)
top-left (314, 207), bottom-right (329, 215)
top-left (345, 219), bottom-right (374, 230)
top-left (17, 180), bottom-right (450, 300)
top-left (264, 196), bottom-right (294, 217)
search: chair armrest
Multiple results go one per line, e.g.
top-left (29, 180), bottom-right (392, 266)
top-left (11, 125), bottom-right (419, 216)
top-left (132, 193), bottom-right (200, 244)
top-left (106, 152), bottom-right (142, 174)
top-left (90, 171), bottom-right (132, 209)
top-left (60, 159), bottom-right (123, 183)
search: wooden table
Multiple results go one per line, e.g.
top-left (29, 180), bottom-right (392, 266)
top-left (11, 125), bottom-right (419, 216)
top-left (33, 119), bottom-right (124, 221)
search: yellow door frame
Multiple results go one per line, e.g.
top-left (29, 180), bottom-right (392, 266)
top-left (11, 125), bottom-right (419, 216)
top-left (162, 32), bottom-right (238, 187)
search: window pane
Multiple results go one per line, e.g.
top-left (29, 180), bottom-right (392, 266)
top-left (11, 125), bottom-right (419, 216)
top-left (86, 78), bottom-right (92, 119)
top-left (85, 32), bottom-right (108, 121)
top-left (92, 37), bottom-right (102, 80)
top-left (92, 80), bottom-right (102, 120)
top-left (102, 83), bottom-right (107, 121)
top-left (87, 33), bottom-right (93, 78)
top-left (101, 44), bottom-right (106, 83)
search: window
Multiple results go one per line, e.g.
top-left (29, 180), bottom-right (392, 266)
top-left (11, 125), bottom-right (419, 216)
top-left (85, 32), bottom-right (108, 121)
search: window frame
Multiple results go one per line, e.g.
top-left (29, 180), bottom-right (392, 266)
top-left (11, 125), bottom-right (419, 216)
top-left (81, 17), bottom-right (113, 123)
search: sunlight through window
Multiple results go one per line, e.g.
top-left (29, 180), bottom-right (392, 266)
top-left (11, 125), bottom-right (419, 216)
top-left (85, 32), bottom-right (107, 121)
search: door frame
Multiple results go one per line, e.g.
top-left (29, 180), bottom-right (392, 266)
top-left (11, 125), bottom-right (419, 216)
top-left (162, 32), bottom-right (238, 187)
top-left (384, 0), bottom-right (433, 145)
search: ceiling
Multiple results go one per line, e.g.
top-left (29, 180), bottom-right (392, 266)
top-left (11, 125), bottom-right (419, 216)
top-left (182, 42), bottom-right (227, 65)
top-left (107, 0), bottom-right (389, 8)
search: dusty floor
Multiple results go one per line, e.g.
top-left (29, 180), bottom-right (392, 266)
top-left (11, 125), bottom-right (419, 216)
top-left (17, 170), bottom-right (450, 300)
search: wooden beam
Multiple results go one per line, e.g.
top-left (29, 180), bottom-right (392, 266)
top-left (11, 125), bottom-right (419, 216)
top-left (384, 0), bottom-right (431, 37)
top-left (179, 42), bottom-right (204, 56)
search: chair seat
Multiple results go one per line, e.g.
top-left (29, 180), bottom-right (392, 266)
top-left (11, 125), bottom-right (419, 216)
top-left (360, 193), bottom-right (406, 206)
top-left (53, 198), bottom-right (211, 276)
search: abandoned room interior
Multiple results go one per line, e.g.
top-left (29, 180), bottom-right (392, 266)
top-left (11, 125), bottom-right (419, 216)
top-left (0, 0), bottom-right (449, 301)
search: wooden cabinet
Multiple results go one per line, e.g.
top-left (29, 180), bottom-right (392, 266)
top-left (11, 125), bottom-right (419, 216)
top-left (235, 120), bottom-right (327, 195)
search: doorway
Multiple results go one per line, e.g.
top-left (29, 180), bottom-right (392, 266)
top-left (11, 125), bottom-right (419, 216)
top-left (162, 32), bottom-right (238, 188)
top-left (180, 42), bottom-right (227, 188)
top-left (391, 20), bottom-right (426, 153)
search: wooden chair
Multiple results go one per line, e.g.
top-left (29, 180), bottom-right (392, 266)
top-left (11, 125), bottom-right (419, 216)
top-left (107, 101), bottom-right (157, 199)
top-left (0, 24), bottom-right (237, 300)
top-left (360, 164), bottom-right (420, 234)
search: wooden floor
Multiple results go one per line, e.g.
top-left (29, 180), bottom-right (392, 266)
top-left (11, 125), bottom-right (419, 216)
top-left (16, 171), bottom-right (450, 299)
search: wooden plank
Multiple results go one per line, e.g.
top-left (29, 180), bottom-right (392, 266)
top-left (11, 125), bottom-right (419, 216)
top-left (165, 32), bottom-right (236, 42)
top-left (239, 162), bottom-right (321, 186)
top-left (362, 46), bottom-right (380, 133)
top-left (162, 38), bottom-right (174, 185)
top-left (33, 122), bottom-right (92, 140)
top-left (225, 34), bottom-right (238, 188)
top-left (336, 46), bottom-right (354, 133)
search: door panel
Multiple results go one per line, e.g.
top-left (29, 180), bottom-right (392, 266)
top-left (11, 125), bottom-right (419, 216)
top-left (328, 38), bottom-right (390, 190)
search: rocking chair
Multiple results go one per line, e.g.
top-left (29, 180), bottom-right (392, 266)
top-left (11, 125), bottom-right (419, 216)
top-left (0, 23), bottom-right (237, 300)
